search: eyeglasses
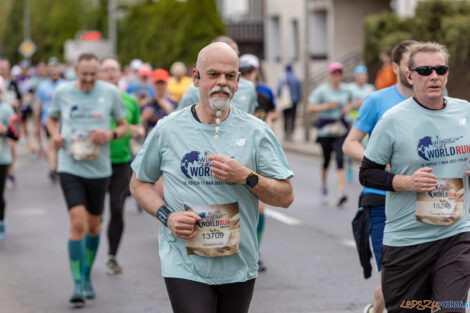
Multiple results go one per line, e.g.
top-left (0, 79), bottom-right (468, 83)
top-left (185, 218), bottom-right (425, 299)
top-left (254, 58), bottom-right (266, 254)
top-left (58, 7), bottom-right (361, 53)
top-left (410, 65), bottom-right (449, 76)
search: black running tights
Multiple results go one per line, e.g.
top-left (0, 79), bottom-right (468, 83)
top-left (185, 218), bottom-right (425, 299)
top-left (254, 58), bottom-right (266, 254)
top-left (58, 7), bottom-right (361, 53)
top-left (107, 162), bottom-right (130, 256)
top-left (164, 278), bottom-right (256, 313)
top-left (0, 164), bottom-right (7, 220)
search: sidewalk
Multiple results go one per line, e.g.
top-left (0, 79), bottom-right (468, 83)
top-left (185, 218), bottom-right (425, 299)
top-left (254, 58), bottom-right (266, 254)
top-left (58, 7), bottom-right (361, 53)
top-left (272, 118), bottom-right (321, 157)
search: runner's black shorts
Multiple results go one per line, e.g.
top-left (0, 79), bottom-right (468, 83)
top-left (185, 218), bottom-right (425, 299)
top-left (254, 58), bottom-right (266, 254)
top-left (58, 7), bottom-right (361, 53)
top-left (381, 231), bottom-right (470, 313)
top-left (164, 277), bottom-right (255, 313)
top-left (59, 172), bottom-right (110, 215)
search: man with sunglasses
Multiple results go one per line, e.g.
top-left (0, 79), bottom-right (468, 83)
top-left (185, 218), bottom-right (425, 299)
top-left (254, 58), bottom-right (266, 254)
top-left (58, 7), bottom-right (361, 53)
top-left (360, 42), bottom-right (470, 312)
top-left (343, 40), bottom-right (417, 313)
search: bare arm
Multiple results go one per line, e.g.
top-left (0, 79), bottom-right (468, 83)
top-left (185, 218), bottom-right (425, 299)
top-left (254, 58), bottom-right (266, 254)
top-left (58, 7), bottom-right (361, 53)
top-left (90, 118), bottom-right (128, 144)
top-left (46, 115), bottom-right (64, 148)
top-left (342, 127), bottom-right (367, 163)
top-left (208, 153), bottom-right (294, 208)
top-left (306, 101), bottom-right (337, 114)
top-left (130, 173), bottom-right (201, 239)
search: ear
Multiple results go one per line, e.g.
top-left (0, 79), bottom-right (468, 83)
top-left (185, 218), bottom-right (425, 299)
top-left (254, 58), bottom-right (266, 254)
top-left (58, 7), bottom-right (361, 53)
top-left (192, 68), bottom-right (199, 87)
top-left (237, 72), bottom-right (240, 82)
top-left (405, 69), bottom-right (413, 86)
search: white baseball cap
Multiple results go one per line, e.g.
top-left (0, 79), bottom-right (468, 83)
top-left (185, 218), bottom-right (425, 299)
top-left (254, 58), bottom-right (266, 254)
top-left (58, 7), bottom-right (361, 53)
top-left (130, 59), bottom-right (143, 71)
top-left (239, 54), bottom-right (260, 69)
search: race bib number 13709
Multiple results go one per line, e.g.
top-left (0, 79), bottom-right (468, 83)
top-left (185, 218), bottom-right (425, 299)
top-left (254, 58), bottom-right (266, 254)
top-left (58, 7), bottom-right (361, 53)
top-left (185, 202), bottom-right (240, 257)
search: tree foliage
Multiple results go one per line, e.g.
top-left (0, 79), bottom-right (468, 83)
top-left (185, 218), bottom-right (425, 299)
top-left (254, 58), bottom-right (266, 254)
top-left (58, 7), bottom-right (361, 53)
top-left (118, 0), bottom-right (225, 69)
top-left (363, 0), bottom-right (470, 97)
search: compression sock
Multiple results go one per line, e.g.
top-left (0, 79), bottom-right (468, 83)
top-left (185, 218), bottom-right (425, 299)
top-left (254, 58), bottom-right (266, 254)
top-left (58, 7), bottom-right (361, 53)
top-left (257, 213), bottom-right (265, 246)
top-left (68, 239), bottom-right (84, 291)
top-left (84, 233), bottom-right (100, 280)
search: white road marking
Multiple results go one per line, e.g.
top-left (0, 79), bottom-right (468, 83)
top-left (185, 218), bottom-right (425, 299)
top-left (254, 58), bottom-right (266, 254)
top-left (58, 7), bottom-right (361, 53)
top-left (340, 239), bottom-right (356, 248)
top-left (264, 207), bottom-right (302, 225)
top-left (13, 208), bottom-right (48, 216)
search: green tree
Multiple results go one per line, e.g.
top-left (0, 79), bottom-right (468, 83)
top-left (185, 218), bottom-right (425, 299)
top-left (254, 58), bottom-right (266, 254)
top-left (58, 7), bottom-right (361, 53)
top-left (118, 0), bottom-right (225, 69)
top-left (363, 0), bottom-right (470, 98)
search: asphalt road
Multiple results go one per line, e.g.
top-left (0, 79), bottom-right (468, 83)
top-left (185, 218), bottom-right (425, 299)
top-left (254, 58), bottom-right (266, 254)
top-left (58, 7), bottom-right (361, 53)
top-left (0, 148), bottom-right (414, 313)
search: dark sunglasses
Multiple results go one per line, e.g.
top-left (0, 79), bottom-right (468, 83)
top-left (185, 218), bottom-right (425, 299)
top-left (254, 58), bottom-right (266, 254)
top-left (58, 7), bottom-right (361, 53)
top-left (410, 65), bottom-right (449, 76)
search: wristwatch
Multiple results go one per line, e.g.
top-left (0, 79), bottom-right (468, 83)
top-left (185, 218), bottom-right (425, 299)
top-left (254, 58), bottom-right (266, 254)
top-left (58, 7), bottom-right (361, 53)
top-left (244, 171), bottom-right (259, 189)
top-left (112, 130), bottom-right (118, 140)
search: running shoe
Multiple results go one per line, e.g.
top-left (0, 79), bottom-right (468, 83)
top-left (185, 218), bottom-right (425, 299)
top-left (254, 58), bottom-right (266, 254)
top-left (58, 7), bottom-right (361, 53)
top-left (49, 171), bottom-right (59, 184)
top-left (83, 279), bottom-right (95, 299)
top-left (106, 257), bottom-right (122, 275)
top-left (0, 221), bottom-right (6, 242)
top-left (363, 304), bottom-right (373, 313)
top-left (6, 175), bottom-right (16, 190)
top-left (320, 187), bottom-right (328, 204)
top-left (258, 259), bottom-right (267, 272)
top-left (337, 194), bottom-right (348, 207)
top-left (69, 286), bottom-right (85, 307)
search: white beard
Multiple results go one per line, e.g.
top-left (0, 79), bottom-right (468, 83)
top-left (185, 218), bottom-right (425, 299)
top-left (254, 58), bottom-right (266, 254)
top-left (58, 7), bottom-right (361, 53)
top-left (208, 86), bottom-right (232, 111)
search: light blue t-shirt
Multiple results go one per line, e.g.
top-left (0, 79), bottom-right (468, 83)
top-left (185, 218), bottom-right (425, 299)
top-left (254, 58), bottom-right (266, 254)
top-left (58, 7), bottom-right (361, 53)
top-left (36, 78), bottom-right (66, 126)
top-left (49, 81), bottom-right (126, 179)
top-left (177, 78), bottom-right (258, 114)
top-left (131, 106), bottom-right (293, 284)
top-left (354, 85), bottom-right (407, 196)
top-left (364, 97), bottom-right (470, 246)
top-left (0, 103), bottom-right (14, 165)
top-left (308, 82), bottom-right (352, 137)
top-left (347, 82), bottom-right (375, 102)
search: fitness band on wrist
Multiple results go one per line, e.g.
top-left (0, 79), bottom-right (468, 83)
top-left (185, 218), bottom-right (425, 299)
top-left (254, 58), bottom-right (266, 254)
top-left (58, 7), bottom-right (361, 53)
top-left (156, 204), bottom-right (172, 226)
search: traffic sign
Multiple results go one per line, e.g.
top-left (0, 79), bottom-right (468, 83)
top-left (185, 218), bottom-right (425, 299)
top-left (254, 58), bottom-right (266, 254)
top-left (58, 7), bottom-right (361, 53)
top-left (18, 39), bottom-right (37, 58)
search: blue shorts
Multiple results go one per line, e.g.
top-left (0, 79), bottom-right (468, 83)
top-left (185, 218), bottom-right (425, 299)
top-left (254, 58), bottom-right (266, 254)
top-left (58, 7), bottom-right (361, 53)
top-left (369, 205), bottom-right (385, 271)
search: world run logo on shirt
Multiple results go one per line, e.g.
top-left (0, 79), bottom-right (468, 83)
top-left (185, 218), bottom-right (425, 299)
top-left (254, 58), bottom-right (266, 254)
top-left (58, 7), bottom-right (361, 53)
top-left (417, 135), bottom-right (469, 161)
top-left (180, 151), bottom-right (212, 179)
top-left (69, 105), bottom-right (103, 120)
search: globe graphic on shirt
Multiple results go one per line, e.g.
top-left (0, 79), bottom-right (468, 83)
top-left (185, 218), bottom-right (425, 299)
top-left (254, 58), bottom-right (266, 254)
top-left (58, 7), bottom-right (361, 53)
top-left (180, 151), bottom-right (202, 179)
top-left (417, 136), bottom-right (433, 161)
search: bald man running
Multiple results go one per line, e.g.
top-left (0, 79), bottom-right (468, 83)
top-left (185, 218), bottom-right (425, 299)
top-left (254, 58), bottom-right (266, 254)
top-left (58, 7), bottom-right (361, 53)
top-left (130, 42), bottom-right (294, 313)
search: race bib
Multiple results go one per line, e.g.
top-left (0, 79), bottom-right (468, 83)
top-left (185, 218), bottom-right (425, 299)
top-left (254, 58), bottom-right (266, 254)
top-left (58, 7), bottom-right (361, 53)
top-left (325, 121), bottom-right (347, 136)
top-left (70, 130), bottom-right (99, 160)
top-left (185, 202), bottom-right (240, 257)
top-left (416, 178), bottom-right (464, 226)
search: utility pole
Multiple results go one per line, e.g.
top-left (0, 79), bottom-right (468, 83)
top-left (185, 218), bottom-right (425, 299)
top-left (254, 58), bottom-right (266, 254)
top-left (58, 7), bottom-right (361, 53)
top-left (108, 0), bottom-right (117, 57)
top-left (303, 0), bottom-right (311, 142)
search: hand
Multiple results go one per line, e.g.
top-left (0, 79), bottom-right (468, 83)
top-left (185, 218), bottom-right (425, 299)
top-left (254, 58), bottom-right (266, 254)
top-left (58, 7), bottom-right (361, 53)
top-left (167, 211), bottom-right (201, 239)
top-left (465, 169), bottom-right (470, 177)
top-left (208, 153), bottom-right (251, 184)
top-left (0, 124), bottom-right (7, 134)
top-left (407, 167), bottom-right (437, 192)
top-left (52, 133), bottom-right (65, 149)
top-left (327, 101), bottom-right (338, 110)
top-left (90, 129), bottom-right (112, 144)
top-left (130, 125), bottom-right (144, 139)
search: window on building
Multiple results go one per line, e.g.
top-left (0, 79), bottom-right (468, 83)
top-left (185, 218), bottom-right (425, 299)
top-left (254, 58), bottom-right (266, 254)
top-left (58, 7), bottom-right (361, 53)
top-left (267, 16), bottom-right (281, 63)
top-left (290, 19), bottom-right (299, 62)
top-left (308, 10), bottom-right (328, 60)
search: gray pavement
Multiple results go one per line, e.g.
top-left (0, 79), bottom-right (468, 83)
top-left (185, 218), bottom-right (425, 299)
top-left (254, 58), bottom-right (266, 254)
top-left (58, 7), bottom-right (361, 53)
top-left (1, 139), bottom-right (467, 312)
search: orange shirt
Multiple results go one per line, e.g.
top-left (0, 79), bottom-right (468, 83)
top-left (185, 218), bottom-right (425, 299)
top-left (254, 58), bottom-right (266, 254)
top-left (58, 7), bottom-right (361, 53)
top-left (374, 64), bottom-right (396, 90)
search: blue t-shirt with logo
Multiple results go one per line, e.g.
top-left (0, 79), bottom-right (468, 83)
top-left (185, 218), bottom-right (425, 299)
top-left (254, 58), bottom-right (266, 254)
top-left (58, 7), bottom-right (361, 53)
top-left (177, 78), bottom-right (258, 114)
top-left (131, 106), bottom-right (293, 284)
top-left (354, 85), bottom-right (407, 196)
top-left (49, 81), bottom-right (126, 178)
top-left (36, 78), bottom-right (66, 126)
top-left (364, 97), bottom-right (470, 246)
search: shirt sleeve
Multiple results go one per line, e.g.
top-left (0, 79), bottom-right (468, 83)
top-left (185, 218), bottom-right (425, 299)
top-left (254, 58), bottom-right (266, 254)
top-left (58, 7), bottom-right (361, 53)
top-left (308, 85), bottom-right (324, 104)
top-left (111, 89), bottom-right (126, 121)
top-left (248, 84), bottom-right (258, 114)
top-left (256, 125), bottom-right (294, 180)
top-left (177, 85), bottom-right (199, 111)
top-left (48, 87), bottom-right (62, 118)
top-left (131, 125), bottom-right (163, 183)
top-left (363, 113), bottom-right (395, 166)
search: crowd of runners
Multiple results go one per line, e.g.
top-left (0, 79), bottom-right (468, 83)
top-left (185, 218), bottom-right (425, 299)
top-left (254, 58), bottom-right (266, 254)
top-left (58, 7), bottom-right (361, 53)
top-left (0, 35), bottom-right (470, 313)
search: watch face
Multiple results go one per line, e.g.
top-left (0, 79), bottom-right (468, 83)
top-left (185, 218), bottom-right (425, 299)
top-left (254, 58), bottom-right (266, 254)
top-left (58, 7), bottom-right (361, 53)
top-left (247, 173), bottom-right (258, 187)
